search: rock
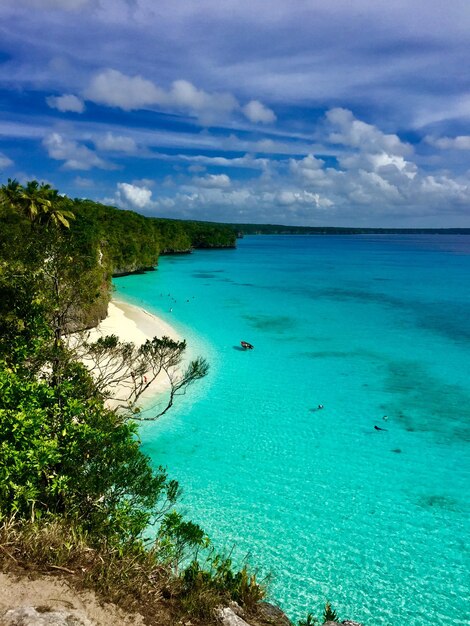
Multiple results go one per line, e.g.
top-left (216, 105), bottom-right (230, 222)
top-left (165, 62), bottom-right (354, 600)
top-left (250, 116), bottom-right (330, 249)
top-left (1, 606), bottom-right (93, 626)
top-left (254, 602), bottom-right (292, 626)
top-left (215, 607), bottom-right (251, 626)
top-left (228, 602), bottom-right (245, 617)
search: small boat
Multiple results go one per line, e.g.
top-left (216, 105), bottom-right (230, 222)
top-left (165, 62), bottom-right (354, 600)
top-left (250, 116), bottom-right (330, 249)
top-left (241, 341), bottom-right (254, 350)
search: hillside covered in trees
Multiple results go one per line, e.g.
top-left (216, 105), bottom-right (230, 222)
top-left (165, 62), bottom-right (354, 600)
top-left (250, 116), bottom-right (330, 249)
top-left (0, 180), bottom-right (272, 624)
top-left (0, 182), bottom-right (236, 328)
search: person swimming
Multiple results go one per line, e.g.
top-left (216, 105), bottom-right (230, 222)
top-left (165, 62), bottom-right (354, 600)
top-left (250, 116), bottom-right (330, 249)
top-left (374, 425), bottom-right (387, 431)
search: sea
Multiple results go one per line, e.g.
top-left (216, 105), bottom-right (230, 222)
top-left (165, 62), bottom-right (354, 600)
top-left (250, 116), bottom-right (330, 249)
top-left (114, 235), bottom-right (470, 626)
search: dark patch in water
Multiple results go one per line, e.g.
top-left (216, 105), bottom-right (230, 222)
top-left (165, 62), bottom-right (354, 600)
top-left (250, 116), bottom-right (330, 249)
top-left (299, 348), bottom-right (380, 361)
top-left (416, 494), bottom-right (460, 512)
top-left (300, 350), bottom-right (355, 359)
top-left (418, 307), bottom-right (470, 344)
top-left (288, 284), bottom-right (470, 345)
top-left (192, 272), bottom-right (217, 279)
top-left (383, 359), bottom-right (470, 443)
top-left (316, 287), bottom-right (402, 309)
top-left (243, 314), bottom-right (296, 333)
top-left (391, 448), bottom-right (402, 453)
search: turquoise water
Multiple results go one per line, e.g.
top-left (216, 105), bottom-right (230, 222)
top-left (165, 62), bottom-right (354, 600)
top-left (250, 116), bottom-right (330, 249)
top-left (114, 235), bottom-right (470, 626)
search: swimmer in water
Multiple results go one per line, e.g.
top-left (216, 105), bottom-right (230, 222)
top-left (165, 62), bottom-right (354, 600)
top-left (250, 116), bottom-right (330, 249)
top-left (318, 404), bottom-right (324, 409)
top-left (382, 415), bottom-right (389, 421)
top-left (374, 425), bottom-right (387, 431)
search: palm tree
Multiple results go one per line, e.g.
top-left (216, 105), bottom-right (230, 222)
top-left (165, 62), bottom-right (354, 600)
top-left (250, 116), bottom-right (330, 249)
top-left (0, 179), bottom-right (75, 229)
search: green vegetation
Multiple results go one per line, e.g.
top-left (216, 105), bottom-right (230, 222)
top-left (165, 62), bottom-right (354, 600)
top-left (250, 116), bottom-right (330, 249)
top-left (71, 200), bottom-right (236, 278)
top-left (0, 180), bottom-right (263, 624)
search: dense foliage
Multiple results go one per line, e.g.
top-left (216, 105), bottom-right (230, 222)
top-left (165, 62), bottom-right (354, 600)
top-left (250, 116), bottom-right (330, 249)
top-left (0, 180), bottom-right (262, 622)
top-left (72, 200), bottom-right (236, 277)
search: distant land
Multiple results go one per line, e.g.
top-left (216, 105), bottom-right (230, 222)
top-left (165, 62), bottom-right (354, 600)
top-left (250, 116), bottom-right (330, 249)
top-left (226, 223), bottom-right (470, 236)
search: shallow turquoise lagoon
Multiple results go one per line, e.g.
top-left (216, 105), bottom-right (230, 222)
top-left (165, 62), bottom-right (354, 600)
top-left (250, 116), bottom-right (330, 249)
top-left (114, 235), bottom-right (470, 626)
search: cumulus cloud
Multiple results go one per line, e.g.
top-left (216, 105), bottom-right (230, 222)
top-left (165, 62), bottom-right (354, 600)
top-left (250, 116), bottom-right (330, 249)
top-left (83, 69), bottom-right (276, 125)
top-left (290, 154), bottom-right (327, 184)
top-left (84, 69), bottom-right (164, 111)
top-left (276, 190), bottom-right (333, 208)
top-left (84, 69), bottom-right (238, 123)
top-left (94, 132), bottom-right (138, 153)
top-left (338, 152), bottom-right (417, 180)
top-left (243, 100), bottom-right (276, 124)
top-left (46, 94), bottom-right (85, 113)
top-left (425, 135), bottom-right (470, 150)
top-left (0, 152), bottom-right (13, 169)
top-left (167, 153), bottom-right (270, 170)
top-left (115, 182), bottom-right (154, 209)
top-left (326, 108), bottom-right (412, 156)
top-left (43, 133), bottom-right (115, 170)
top-left (191, 173), bottom-right (231, 188)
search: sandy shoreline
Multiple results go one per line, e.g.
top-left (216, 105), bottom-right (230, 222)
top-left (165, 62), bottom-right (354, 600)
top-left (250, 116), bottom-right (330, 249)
top-left (91, 300), bottom-right (181, 346)
top-left (86, 300), bottom-right (184, 410)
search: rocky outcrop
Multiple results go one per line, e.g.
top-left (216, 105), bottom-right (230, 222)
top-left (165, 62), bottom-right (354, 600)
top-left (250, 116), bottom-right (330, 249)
top-left (216, 601), bottom-right (293, 626)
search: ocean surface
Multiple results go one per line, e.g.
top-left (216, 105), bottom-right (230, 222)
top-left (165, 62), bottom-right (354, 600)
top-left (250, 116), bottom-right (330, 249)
top-left (114, 235), bottom-right (470, 626)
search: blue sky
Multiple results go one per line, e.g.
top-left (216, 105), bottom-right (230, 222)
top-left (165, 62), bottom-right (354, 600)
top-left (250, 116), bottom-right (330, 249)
top-left (0, 0), bottom-right (469, 226)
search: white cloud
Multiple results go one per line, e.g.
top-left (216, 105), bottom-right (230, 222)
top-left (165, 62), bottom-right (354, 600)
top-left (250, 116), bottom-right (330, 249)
top-left (326, 108), bottom-right (411, 156)
top-left (425, 135), bottom-right (470, 150)
top-left (84, 69), bottom-right (165, 111)
top-left (43, 132), bottom-right (115, 170)
top-left (94, 132), bottom-right (138, 153)
top-left (276, 190), bottom-right (333, 208)
top-left (0, 152), bottom-right (13, 169)
top-left (243, 100), bottom-right (276, 124)
top-left (169, 152), bottom-right (269, 170)
top-left (115, 182), bottom-right (155, 210)
top-left (83, 69), bottom-right (276, 126)
top-left (339, 152), bottom-right (417, 180)
top-left (169, 80), bottom-right (238, 122)
top-left (192, 173), bottom-right (231, 188)
top-left (290, 154), bottom-right (327, 184)
top-left (84, 69), bottom-right (239, 124)
top-left (46, 94), bottom-right (85, 113)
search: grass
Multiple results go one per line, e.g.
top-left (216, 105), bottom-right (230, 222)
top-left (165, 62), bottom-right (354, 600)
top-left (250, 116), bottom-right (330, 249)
top-left (0, 517), bottom-right (271, 626)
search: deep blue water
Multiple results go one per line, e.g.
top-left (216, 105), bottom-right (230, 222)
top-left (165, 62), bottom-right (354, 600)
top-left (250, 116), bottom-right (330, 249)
top-left (114, 235), bottom-right (470, 626)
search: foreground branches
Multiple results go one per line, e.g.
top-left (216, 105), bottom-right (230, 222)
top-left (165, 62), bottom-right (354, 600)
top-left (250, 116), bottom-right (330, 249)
top-left (79, 333), bottom-right (209, 419)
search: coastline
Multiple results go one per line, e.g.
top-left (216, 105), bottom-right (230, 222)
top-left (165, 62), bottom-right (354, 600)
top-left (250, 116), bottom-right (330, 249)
top-left (86, 299), bottom-right (184, 408)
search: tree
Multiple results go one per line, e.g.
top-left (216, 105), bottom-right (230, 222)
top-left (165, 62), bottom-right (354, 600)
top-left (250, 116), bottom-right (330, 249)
top-left (0, 179), bottom-right (75, 229)
top-left (78, 334), bottom-right (209, 419)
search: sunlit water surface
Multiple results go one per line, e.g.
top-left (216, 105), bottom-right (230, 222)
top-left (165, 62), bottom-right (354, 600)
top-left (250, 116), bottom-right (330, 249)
top-left (114, 235), bottom-right (470, 626)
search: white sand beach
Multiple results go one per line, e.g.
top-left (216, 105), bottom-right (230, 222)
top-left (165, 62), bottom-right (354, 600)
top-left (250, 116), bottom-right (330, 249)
top-left (86, 300), bottom-right (184, 410)
top-left (91, 300), bottom-right (181, 346)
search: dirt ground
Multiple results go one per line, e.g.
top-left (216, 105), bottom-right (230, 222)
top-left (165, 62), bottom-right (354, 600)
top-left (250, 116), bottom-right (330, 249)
top-left (0, 571), bottom-right (145, 625)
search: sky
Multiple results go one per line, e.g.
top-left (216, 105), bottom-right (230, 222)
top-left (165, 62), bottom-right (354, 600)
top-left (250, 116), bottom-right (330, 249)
top-left (0, 0), bottom-right (469, 227)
